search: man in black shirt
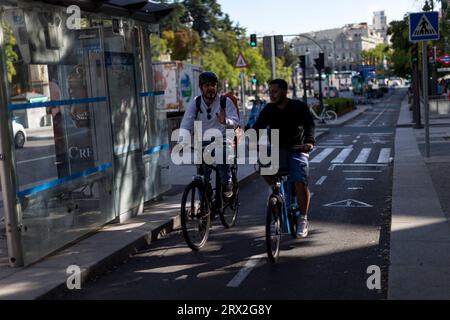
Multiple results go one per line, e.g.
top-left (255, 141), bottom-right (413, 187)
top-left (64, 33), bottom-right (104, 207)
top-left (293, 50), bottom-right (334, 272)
top-left (252, 79), bottom-right (315, 237)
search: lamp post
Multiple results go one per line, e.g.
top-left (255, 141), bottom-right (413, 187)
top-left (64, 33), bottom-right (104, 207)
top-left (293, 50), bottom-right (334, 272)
top-left (185, 12), bottom-right (194, 63)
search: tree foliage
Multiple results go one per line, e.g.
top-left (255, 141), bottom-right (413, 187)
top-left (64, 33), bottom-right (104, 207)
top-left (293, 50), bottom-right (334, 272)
top-left (2, 22), bottom-right (18, 82)
top-left (156, 0), bottom-right (297, 91)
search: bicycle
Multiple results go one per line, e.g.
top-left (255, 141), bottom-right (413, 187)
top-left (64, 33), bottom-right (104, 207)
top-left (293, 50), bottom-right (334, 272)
top-left (310, 104), bottom-right (338, 124)
top-left (180, 145), bottom-right (240, 251)
top-left (263, 146), bottom-right (306, 263)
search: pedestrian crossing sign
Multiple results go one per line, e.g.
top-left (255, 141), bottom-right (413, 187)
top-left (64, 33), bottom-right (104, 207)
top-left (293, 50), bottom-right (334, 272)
top-left (409, 11), bottom-right (439, 42)
top-left (235, 53), bottom-right (248, 68)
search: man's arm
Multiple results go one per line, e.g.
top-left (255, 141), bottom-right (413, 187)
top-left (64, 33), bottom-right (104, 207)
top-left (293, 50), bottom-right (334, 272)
top-left (251, 104), bottom-right (270, 130)
top-left (224, 98), bottom-right (240, 128)
top-left (179, 99), bottom-right (197, 132)
top-left (299, 103), bottom-right (316, 146)
top-left (178, 99), bottom-right (197, 143)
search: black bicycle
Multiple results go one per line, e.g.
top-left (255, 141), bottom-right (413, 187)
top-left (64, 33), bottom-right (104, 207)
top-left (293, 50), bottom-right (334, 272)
top-left (180, 147), bottom-right (239, 251)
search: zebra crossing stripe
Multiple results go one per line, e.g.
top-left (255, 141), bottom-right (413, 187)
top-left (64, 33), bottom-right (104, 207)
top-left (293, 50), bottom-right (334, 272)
top-left (331, 148), bottom-right (353, 163)
top-left (377, 148), bottom-right (391, 163)
top-left (354, 148), bottom-right (372, 163)
top-left (310, 148), bottom-right (334, 163)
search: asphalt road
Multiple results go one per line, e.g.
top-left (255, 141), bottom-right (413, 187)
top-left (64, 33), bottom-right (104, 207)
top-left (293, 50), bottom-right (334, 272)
top-left (60, 90), bottom-right (404, 300)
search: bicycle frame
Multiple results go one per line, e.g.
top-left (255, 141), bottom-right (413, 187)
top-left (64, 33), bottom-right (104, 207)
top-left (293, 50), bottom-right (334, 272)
top-left (271, 175), bottom-right (299, 235)
top-left (193, 163), bottom-right (221, 218)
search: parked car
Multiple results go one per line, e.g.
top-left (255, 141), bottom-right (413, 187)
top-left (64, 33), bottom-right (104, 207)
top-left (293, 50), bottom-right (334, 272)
top-left (12, 120), bottom-right (27, 148)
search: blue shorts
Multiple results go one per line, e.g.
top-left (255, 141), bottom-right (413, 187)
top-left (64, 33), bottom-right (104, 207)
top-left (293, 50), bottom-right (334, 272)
top-left (277, 149), bottom-right (309, 185)
top-left (289, 151), bottom-right (310, 185)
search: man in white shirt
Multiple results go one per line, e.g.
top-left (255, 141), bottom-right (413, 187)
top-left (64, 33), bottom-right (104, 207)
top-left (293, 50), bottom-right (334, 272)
top-left (179, 71), bottom-right (240, 198)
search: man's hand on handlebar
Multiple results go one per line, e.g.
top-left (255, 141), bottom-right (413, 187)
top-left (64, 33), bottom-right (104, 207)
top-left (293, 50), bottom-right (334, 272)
top-left (292, 143), bottom-right (314, 153)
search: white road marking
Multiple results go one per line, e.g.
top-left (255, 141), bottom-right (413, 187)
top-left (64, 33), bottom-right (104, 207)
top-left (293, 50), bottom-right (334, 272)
top-left (323, 199), bottom-right (373, 208)
top-left (331, 148), bottom-right (353, 163)
top-left (346, 178), bottom-right (374, 181)
top-left (319, 143), bottom-right (345, 145)
top-left (377, 148), bottom-right (391, 163)
top-left (315, 176), bottom-right (327, 185)
top-left (348, 187), bottom-right (364, 190)
top-left (329, 163), bottom-right (388, 171)
top-left (315, 145), bottom-right (354, 149)
top-left (343, 170), bottom-right (382, 173)
top-left (226, 255), bottom-right (264, 288)
top-left (368, 109), bottom-right (387, 127)
top-left (310, 148), bottom-right (334, 163)
top-left (354, 148), bottom-right (372, 163)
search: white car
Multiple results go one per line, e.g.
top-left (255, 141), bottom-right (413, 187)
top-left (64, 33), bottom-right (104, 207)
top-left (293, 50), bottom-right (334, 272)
top-left (12, 120), bottom-right (27, 148)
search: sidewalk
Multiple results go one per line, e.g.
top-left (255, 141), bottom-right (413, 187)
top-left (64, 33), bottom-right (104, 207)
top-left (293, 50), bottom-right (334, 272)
top-left (0, 108), bottom-right (362, 300)
top-left (389, 96), bottom-right (450, 299)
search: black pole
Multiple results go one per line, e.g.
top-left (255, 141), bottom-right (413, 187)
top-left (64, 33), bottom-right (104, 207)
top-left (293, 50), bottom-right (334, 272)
top-left (302, 70), bottom-right (307, 105)
top-left (299, 55), bottom-right (308, 104)
top-left (318, 68), bottom-right (324, 120)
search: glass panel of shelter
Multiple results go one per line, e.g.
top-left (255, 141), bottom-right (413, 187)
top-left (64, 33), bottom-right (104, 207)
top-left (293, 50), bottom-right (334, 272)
top-left (2, 3), bottom-right (114, 265)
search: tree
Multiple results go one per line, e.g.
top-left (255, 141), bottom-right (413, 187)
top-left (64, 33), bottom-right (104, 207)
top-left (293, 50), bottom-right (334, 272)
top-left (2, 22), bottom-right (18, 82)
top-left (387, 16), bottom-right (412, 77)
top-left (182, 0), bottom-right (227, 38)
top-left (202, 48), bottom-right (240, 88)
top-left (171, 28), bottom-right (201, 62)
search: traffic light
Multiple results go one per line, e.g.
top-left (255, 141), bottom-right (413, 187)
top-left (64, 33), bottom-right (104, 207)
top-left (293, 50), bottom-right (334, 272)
top-left (299, 55), bottom-right (306, 70)
top-left (314, 52), bottom-right (325, 71)
top-left (252, 75), bottom-right (257, 84)
top-left (250, 34), bottom-right (257, 48)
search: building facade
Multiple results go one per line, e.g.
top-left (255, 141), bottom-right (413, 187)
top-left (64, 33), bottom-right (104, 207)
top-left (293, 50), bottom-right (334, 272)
top-left (291, 13), bottom-right (387, 75)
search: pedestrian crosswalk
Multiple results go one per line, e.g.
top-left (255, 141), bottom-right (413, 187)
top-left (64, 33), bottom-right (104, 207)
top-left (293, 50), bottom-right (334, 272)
top-left (310, 147), bottom-right (392, 164)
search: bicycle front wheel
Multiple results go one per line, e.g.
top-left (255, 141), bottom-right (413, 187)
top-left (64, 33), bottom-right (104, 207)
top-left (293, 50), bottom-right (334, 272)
top-left (324, 110), bottom-right (338, 123)
top-left (220, 168), bottom-right (239, 229)
top-left (266, 197), bottom-right (282, 263)
top-left (180, 182), bottom-right (211, 251)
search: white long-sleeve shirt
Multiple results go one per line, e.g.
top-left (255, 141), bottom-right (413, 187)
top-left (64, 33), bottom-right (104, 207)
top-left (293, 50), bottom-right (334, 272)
top-left (179, 95), bottom-right (240, 136)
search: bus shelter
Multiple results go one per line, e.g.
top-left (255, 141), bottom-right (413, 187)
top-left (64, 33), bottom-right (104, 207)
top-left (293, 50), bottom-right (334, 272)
top-left (0, 0), bottom-right (173, 266)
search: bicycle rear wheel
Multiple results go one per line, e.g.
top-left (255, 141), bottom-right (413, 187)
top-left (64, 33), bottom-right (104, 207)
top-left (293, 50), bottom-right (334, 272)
top-left (266, 197), bottom-right (281, 263)
top-left (324, 110), bottom-right (338, 123)
top-left (180, 182), bottom-right (211, 251)
top-left (220, 167), bottom-right (239, 229)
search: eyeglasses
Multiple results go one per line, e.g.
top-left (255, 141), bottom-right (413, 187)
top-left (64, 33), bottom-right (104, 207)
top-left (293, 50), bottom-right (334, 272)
top-left (207, 107), bottom-right (212, 120)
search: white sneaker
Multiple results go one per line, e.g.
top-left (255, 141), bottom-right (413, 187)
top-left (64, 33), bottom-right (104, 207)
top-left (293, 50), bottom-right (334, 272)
top-left (296, 218), bottom-right (309, 238)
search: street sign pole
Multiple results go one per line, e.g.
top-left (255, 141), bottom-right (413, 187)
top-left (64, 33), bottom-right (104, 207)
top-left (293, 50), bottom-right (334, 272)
top-left (409, 11), bottom-right (439, 157)
top-left (422, 41), bottom-right (431, 157)
top-left (240, 70), bottom-right (246, 118)
top-left (271, 36), bottom-right (276, 79)
top-left (235, 53), bottom-right (248, 118)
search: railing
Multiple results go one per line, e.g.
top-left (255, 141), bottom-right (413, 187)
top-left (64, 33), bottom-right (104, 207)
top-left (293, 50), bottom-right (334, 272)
top-left (429, 95), bottom-right (450, 115)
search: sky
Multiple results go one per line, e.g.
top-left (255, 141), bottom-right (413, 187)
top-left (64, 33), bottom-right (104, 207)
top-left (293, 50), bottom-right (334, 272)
top-left (217, 0), bottom-right (426, 36)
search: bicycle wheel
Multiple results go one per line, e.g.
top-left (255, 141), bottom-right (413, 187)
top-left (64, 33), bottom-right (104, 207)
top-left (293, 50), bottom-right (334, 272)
top-left (220, 167), bottom-right (239, 228)
top-left (324, 110), bottom-right (338, 123)
top-left (266, 197), bottom-right (282, 263)
top-left (180, 182), bottom-right (211, 251)
top-left (289, 210), bottom-right (298, 239)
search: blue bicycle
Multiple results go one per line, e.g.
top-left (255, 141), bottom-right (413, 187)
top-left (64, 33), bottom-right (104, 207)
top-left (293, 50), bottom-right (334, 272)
top-left (264, 146), bottom-right (307, 263)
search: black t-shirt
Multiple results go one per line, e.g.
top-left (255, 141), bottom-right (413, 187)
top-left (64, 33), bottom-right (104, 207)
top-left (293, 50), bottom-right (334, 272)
top-left (252, 99), bottom-right (315, 148)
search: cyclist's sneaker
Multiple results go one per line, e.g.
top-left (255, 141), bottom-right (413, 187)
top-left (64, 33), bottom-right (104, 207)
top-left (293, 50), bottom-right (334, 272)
top-left (296, 218), bottom-right (309, 238)
top-left (223, 183), bottom-right (233, 199)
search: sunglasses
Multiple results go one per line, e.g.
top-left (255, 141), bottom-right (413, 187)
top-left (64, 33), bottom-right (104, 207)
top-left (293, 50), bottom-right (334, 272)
top-left (207, 107), bottom-right (212, 120)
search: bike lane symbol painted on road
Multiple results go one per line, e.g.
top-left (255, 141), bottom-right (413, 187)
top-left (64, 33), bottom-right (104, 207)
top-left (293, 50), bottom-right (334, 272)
top-left (323, 199), bottom-right (373, 208)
